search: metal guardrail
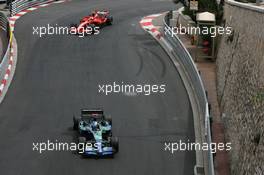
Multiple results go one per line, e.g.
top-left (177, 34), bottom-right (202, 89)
top-left (10, 0), bottom-right (52, 16)
top-left (163, 13), bottom-right (215, 175)
top-left (227, 0), bottom-right (264, 12)
top-left (0, 13), bottom-right (10, 62)
top-left (0, 12), bottom-right (12, 89)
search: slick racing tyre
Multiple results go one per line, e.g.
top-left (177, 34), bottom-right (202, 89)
top-left (111, 137), bottom-right (119, 153)
top-left (70, 23), bottom-right (78, 28)
top-left (78, 137), bottom-right (86, 144)
top-left (105, 115), bottom-right (112, 125)
top-left (73, 116), bottom-right (81, 130)
top-left (107, 16), bottom-right (113, 25)
top-left (78, 137), bottom-right (86, 155)
top-left (86, 24), bottom-right (96, 35)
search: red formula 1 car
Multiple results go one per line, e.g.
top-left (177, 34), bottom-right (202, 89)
top-left (70, 10), bottom-right (113, 36)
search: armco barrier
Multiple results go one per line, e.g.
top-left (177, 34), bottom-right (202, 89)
top-left (163, 13), bottom-right (215, 175)
top-left (10, 0), bottom-right (53, 16)
top-left (0, 12), bottom-right (12, 94)
top-left (0, 15), bottom-right (10, 62)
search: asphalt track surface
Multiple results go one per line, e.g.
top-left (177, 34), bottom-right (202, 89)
top-left (0, 0), bottom-right (196, 174)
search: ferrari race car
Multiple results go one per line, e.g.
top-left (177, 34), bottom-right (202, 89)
top-left (73, 109), bottom-right (119, 157)
top-left (70, 10), bottom-right (113, 35)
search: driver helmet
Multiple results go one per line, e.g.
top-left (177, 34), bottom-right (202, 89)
top-left (91, 121), bottom-right (99, 131)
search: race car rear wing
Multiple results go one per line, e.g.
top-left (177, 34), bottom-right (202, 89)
top-left (81, 109), bottom-right (104, 118)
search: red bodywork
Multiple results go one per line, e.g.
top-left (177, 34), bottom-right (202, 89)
top-left (70, 10), bottom-right (112, 34)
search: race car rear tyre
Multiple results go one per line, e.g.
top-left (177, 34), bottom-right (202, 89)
top-left (105, 116), bottom-right (112, 125)
top-left (87, 24), bottom-right (96, 35)
top-left (70, 23), bottom-right (77, 28)
top-left (73, 116), bottom-right (81, 130)
top-left (111, 137), bottom-right (119, 153)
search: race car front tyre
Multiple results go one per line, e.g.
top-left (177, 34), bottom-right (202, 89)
top-left (107, 16), bottom-right (113, 25)
top-left (78, 137), bottom-right (86, 154)
top-left (78, 137), bottom-right (86, 144)
top-left (111, 137), bottom-right (119, 153)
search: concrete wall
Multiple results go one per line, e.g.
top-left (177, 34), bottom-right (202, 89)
top-left (216, 0), bottom-right (264, 174)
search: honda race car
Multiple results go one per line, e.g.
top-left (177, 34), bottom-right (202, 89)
top-left (70, 10), bottom-right (113, 35)
top-left (73, 109), bottom-right (119, 157)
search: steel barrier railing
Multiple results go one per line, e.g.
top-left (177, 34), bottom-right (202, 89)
top-left (0, 14), bottom-right (9, 62)
top-left (10, 0), bottom-right (52, 16)
top-left (0, 12), bottom-right (12, 88)
top-left (163, 13), bottom-right (215, 175)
